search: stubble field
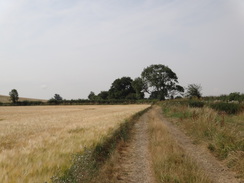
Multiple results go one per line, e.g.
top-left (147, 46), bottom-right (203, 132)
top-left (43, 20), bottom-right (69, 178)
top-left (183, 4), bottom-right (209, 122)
top-left (0, 105), bottom-right (149, 183)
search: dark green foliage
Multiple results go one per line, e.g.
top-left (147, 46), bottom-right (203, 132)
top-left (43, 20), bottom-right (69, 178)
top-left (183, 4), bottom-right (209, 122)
top-left (108, 77), bottom-right (136, 99)
top-left (9, 89), bottom-right (19, 104)
top-left (188, 100), bottom-right (205, 108)
top-left (54, 94), bottom-right (63, 101)
top-left (88, 91), bottom-right (96, 100)
top-left (97, 91), bottom-right (109, 100)
top-left (131, 77), bottom-right (145, 99)
top-left (141, 64), bottom-right (184, 100)
top-left (17, 101), bottom-right (44, 106)
top-left (48, 94), bottom-right (63, 104)
top-left (185, 84), bottom-right (202, 99)
top-left (229, 92), bottom-right (242, 102)
top-left (48, 98), bottom-right (62, 105)
top-left (210, 102), bottom-right (241, 114)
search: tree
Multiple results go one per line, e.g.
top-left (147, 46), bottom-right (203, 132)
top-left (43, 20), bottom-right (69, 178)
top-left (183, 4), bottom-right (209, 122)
top-left (185, 84), bottom-right (202, 99)
top-left (141, 64), bottom-right (184, 100)
top-left (131, 77), bottom-right (145, 99)
top-left (88, 91), bottom-right (96, 100)
top-left (97, 91), bottom-right (109, 100)
top-left (54, 94), bottom-right (63, 101)
top-left (9, 89), bottom-right (19, 103)
top-left (109, 77), bottom-right (136, 99)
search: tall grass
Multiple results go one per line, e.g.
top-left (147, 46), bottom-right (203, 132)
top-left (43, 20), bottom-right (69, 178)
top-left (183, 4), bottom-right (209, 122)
top-left (0, 105), bottom-right (149, 183)
top-left (161, 101), bottom-right (244, 180)
top-left (148, 107), bottom-right (211, 183)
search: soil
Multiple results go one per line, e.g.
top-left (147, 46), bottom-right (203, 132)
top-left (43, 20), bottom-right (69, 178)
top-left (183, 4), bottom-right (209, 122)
top-left (116, 108), bottom-right (155, 183)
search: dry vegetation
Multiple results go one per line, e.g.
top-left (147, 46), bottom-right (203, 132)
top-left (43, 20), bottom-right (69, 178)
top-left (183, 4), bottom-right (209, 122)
top-left (161, 101), bottom-right (244, 181)
top-left (0, 94), bottom-right (47, 103)
top-left (148, 106), bottom-right (211, 183)
top-left (0, 105), bottom-right (149, 183)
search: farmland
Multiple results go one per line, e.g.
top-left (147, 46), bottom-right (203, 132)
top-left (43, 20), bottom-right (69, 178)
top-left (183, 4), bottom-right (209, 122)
top-left (0, 94), bottom-right (47, 103)
top-left (0, 105), bottom-right (149, 183)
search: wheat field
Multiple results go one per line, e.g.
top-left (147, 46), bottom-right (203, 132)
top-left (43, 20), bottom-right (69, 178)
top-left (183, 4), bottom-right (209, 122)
top-left (0, 105), bottom-right (149, 183)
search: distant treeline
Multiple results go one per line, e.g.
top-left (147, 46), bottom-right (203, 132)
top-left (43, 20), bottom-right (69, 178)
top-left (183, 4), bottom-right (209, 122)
top-left (203, 92), bottom-right (244, 103)
top-left (0, 99), bottom-right (156, 106)
top-left (47, 99), bottom-right (157, 105)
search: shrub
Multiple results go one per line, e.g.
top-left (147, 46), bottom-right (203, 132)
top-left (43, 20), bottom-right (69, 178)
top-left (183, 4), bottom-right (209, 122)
top-left (188, 100), bottom-right (204, 108)
top-left (210, 102), bottom-right (241, 114)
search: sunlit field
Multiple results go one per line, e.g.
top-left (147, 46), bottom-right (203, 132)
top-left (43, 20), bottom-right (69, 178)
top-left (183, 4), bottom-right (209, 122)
top-left (0, 105), bottom-right (149, 183)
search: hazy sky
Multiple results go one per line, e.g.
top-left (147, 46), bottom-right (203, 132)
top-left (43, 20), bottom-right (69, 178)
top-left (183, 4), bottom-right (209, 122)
top-left (1, 0), bottom-right (244, 99)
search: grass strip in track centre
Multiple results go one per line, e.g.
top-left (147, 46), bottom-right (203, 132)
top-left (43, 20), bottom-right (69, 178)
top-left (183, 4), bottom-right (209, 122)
top-left (148, 108), bottom-right (212, 183)
top-left (51, 107), bottom-right (151, 183)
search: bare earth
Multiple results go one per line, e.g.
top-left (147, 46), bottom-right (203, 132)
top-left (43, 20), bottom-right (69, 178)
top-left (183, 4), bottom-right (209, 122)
top-left (116, 109), bottom-right (155, 183)
top-left (111, 106), bottom-right (241, 183)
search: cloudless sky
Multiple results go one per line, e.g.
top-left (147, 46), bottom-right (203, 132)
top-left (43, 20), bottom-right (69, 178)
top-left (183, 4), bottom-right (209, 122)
top-left (1, 0), bottom-right (244, 99)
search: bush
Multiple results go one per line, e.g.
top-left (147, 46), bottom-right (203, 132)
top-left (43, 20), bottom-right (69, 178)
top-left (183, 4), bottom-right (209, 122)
top-left (210, 102), bottom-right (241, 114)
top-left (17, 101), bottom-right (44, 106)
top-left (188, 100), bottom-right (204, 108)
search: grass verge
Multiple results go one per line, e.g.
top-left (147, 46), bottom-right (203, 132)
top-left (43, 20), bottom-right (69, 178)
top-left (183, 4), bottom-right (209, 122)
top-left (148, 107), bottom-right (211, 183)
top-left (160, 100), bottom-right (244, 180)
top-left (51, 107), bottom-right (151, 183)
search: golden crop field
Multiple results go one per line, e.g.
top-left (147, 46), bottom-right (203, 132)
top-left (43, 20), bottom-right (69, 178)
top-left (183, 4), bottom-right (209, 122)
top-left (0, 105), bottom-right (149, 183)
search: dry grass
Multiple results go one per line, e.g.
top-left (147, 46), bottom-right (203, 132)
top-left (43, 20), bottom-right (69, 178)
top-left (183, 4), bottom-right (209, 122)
top-left (0, 105), bottom-right (149, 183)
top-left (161, 101), bottom-right (244, 180)
top-left (148, 108), bottom-right (211, 183)
top-left (0, 94), bottom-right (47, 103)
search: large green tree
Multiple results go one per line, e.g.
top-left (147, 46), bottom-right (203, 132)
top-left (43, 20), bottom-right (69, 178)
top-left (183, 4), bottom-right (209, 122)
top-left (109, 77), bottom-right (136, 99)
top-left (141, 64), bottom-right (184, 100)
top-left (9, 89), bottom-right (19, 103)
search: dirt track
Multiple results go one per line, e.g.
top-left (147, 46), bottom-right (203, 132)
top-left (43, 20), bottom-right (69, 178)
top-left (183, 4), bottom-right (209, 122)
top-left (152, 106), bottom-right (241, 183)
top-left (116, 108), bottom-right (155, 183)
top-left (97, 106), bottom-right (241, 183)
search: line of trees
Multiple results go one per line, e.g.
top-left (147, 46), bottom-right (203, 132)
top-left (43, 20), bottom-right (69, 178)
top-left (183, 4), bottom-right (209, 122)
top-left (88, 64), bottom-right (185, 101)
top-left (5, 64), bottom-right (243, 106)
top-left (204, 92), bottom-right (244, 103)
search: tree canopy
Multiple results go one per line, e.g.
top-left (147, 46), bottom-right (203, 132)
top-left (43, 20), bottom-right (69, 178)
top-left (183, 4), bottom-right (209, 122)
top-left (185, 84), bottom-right (202, 99)
top-left (54, 94), bottom-right (63, 101)
top-left (131, 77), bottom-right (145, 99)
top-left (108, 77), bottom-right (136, 99)
top-left (88, 91), bottom-right (96, 100)
top-left (141, 64), bottom-right (184, 100)
top-left (9, 89), bottom-right (19, 103)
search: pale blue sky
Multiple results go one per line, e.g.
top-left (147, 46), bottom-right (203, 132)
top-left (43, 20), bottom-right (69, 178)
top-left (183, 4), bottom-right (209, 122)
top-left (1, 0), bottom-right (244, 99)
